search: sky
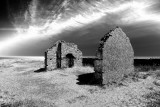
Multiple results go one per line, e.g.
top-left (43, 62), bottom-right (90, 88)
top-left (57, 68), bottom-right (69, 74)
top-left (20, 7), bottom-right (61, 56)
top-left (0, 0), bottom-right (160, 56)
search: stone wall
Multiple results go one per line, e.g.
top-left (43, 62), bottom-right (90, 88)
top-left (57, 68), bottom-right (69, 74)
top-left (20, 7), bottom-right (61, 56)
top-left (45, 44), bottom-right (57, 71)
top-left (45, 40), bottom-right (82, 71)
top-left (61, 42), bottom-right (82, 68)
top-left (95, 27), bottom-right (134, 85)
top-left (45, 27), bottom-right (134, 85)
top-left (82, 56), bottom-right (98, 67)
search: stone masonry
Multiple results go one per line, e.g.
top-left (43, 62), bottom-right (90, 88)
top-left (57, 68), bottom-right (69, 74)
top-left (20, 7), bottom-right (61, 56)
top-left (94, 27), bottom-right (134, 85)
top-left (45, 40), bottom-right (82, 71)
top-left (44, 27), bottom-right (134, 85)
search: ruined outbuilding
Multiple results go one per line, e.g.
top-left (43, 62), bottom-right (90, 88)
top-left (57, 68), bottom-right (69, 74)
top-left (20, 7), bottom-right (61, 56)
top-left (44, 27), bottom-right (134, 85)
top-left (94, 27), bottom-right (134, 85)
top-left (45, 40), bottom-right (82, 70)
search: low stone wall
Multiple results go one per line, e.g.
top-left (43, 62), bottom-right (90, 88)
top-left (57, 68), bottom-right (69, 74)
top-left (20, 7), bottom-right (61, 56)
top-left (82, 56), bottom-right (98, 67)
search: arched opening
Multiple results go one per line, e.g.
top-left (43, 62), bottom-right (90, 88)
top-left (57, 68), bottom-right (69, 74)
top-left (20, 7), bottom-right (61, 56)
top-left (66, 54), bottom-right (75, 68)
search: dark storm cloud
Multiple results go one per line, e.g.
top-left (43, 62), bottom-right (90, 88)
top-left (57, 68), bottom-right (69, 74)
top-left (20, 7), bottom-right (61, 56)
top-left (0, 0), bottom-right (17, 41)
top-left (122, 22), bottom-right (160, 38)
top-left (132, 35), bottom-right (160, 56)
top-left (6, 22), bottom-right (114, 56)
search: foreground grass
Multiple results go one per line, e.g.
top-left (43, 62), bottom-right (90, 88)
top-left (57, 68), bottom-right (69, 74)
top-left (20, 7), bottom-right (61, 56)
top-left (144, 91), bottom-right (160, 107)
top-left (1, 99), bottom-right (56, 107)
top-left (0, 58), bottom-right (160, 107)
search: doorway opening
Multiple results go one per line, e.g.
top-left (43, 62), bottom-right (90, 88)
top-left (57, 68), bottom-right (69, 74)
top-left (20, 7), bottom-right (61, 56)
top-left (66, 54), bottom-right (75, 68)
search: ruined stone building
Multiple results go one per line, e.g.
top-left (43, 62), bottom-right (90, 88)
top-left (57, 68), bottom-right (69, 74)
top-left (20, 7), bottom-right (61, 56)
top-left (44, 27), bottom-right (134, 85)
top-left (94, 27), bottom-right (134, 84)
top-left (45, 40), bottom-right (82, 71)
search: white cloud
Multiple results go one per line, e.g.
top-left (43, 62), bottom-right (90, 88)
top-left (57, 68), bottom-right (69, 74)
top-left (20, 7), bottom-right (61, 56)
top-left (1, 0), bottom-right (160, 55)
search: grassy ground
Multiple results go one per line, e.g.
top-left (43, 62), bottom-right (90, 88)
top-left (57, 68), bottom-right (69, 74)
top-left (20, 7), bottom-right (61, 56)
top-left (0, 58), bottom-right (160, 107)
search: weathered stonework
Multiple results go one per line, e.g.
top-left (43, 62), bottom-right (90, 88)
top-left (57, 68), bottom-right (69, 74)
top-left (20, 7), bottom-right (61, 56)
top-left (94, 27), bottom-right (134, 85)
top-left (45, 40), bottom-right (82, 71)
top-left (44, 27), bottom-right (134, 85)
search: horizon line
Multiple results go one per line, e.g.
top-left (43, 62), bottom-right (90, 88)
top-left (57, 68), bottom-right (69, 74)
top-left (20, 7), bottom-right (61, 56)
top-left (1, 55), bottom-right (160, 58)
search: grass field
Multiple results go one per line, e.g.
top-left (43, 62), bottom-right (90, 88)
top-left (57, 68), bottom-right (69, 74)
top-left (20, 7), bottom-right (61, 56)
top-left (0, 57), bottom-right (160, 107)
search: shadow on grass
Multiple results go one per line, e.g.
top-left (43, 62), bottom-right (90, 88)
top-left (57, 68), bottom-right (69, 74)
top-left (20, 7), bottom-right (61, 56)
top-left (34, 68), bottom-right (46, 73)
top-left (143, 91), bottom-right (160, 107)
top-left (77, 73), bottom-right (102, 86)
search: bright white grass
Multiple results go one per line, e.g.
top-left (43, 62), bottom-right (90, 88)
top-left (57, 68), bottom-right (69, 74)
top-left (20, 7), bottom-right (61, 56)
top-left (65, 66), bottom-right (95, 75)
top-left (0, 56), bottom-right (44, 61)
top-left (20, 56), bottom-right (44, 61)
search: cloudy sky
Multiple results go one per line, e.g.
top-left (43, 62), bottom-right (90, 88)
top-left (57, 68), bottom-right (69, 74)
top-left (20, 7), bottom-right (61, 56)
top-left (0, 0), bottom-right (160, 56)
